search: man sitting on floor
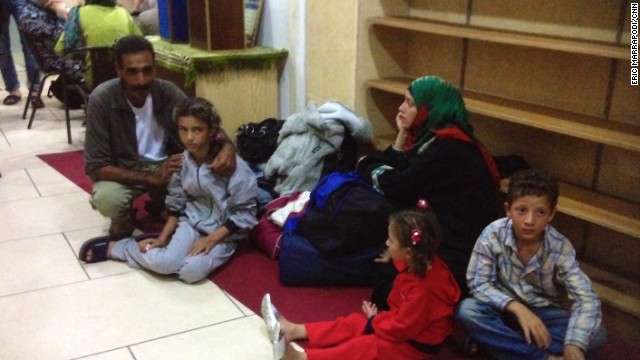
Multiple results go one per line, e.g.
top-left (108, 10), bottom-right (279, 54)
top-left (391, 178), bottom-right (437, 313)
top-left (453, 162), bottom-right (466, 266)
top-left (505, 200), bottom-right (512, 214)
top-left (84, 35), bottom-right (236, 239)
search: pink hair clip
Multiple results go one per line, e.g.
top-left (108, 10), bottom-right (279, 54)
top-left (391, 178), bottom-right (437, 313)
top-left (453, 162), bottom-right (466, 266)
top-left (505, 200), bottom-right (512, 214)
top-left (410, 229), bottom-right (422, 245)
top-left (417, 198), bottom-right (428, 211)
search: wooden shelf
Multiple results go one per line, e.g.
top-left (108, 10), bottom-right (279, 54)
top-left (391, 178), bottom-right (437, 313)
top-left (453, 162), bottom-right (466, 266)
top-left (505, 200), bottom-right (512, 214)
top-left (362, 6), bottom-right (640, 338)
top-left (581, 263), bottom-right (640, 319)
top-left (369, 17), bottom-right (629, 60)
top-left (366, 78), bottom-right (640, 153)
top-left (499, 179), bottom-right (640, 239)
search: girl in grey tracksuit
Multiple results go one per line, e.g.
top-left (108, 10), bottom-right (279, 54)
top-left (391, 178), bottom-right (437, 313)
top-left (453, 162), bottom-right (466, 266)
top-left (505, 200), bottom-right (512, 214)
top-left (110, 98), bottom-right (258, 283)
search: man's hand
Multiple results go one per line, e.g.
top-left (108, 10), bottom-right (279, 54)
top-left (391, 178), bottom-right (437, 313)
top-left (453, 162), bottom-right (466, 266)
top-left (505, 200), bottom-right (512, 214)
top-left (208, 141), bottom-right (236, 177)
top-left (150, 153), bottom-right (183, 187)
top-left (506, 301), bottom-right (551, 349)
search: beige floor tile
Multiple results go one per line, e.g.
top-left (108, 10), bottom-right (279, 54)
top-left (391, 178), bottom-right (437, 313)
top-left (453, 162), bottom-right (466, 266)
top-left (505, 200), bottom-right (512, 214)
top-left (0, 271), bottom-right (243, 360)
top-left (0, 192), bottom-right (106, 242)
top-left (0, 147), bottom-right (57, 173)
top-left (0, 233), bottom-right (87, 297)
top-left (66, 227), bottom-right (140, 279)
top-left (0, 52), bottom-right (271, 360)
top-left (0, 168), bottom-right (40, 201)
top-left (29, 165), bottom-right (86, 196)
top-left (76, 348), bottom-right (135, 360)
top-left (130, 316), bottom-right (273, 360)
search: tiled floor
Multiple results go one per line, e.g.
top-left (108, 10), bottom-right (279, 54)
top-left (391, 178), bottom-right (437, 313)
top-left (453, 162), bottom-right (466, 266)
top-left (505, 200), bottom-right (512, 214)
top-left (0, 57), bottom-right (272, 359)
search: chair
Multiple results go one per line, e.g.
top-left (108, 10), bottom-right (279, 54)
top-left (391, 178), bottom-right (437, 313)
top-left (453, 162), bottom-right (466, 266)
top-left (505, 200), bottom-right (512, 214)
top-left (57, 46), bottom-right (117, 143)
top-left (20, 29), bottom-right (116, 144)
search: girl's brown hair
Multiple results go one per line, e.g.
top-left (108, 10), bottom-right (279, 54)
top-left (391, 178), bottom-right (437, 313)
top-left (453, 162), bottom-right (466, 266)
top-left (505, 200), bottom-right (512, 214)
top-left (388, 210), bottom-right (441, 277)
top-left (174, 97), bottom-right (223, 160)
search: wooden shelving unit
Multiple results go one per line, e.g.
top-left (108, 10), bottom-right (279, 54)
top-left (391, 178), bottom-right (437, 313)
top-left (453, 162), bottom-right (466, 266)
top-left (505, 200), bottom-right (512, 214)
top-left (361, 8), bottom-right (640, 323)
top-left (366, 78), bottom-right (640, 153)
top-left (369, 17), bottom-right (629, 60)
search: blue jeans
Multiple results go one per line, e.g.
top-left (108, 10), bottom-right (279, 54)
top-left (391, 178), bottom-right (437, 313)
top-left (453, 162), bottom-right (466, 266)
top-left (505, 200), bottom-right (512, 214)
top-left (0, 0), bottom-right (40, 93)
top-left (455, 297), bottom-right (607, 360)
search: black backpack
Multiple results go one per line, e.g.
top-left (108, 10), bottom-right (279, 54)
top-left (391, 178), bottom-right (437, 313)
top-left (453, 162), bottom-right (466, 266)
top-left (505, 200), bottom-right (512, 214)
top-left (296, 172), bottom-right (396, 256)
top-left (235, 118), bottom-right (285, 164)
top-left (47, 77), bottom-right (86, 110)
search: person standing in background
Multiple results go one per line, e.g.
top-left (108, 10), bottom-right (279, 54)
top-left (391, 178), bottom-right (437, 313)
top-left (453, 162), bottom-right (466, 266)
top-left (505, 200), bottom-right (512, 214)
top-left (0, 0), bottom-right (43, 107)
top-left (130, 0), bottom-right (158, 35)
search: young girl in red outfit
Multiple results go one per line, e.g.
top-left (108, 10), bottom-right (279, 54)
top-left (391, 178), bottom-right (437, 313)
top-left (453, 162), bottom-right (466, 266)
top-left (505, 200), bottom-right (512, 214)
top-left (262, 210), bottom-right (461, 360)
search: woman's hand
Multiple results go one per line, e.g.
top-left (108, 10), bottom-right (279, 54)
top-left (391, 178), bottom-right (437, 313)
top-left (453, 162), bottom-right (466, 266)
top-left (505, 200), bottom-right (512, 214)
top-left (362, 301), bottom-right (378, 318)
top-left (393, 126), bottom-right (410, 151)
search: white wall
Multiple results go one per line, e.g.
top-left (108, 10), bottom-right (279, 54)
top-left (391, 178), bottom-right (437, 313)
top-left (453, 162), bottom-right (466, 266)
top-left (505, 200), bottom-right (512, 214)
top-left (257, 0), bottom-right (306, 118)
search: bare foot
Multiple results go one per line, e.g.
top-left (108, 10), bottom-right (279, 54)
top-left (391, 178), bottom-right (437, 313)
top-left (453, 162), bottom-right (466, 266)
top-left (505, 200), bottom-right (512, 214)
top-left (85, 241), bottom-right (116, 262)
top-left (282, 342), bottom-right (306, 360)
top-left (280, 315), bottom-right (308, 341)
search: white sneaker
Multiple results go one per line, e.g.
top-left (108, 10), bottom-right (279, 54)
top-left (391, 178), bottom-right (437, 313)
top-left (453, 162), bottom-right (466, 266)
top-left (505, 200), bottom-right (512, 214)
top-left (261, 293), bottom-right (286, 359)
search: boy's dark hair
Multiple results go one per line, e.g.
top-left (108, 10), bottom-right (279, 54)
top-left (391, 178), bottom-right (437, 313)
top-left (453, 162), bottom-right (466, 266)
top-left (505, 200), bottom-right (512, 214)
top-left (388, 210), bottom-right (441, 277)
top-left (506, 169), bottom-right (559, 209)
top-left (114, 35), bottom-right (155, 67)
top-left (173, 97), bottom-right (222, 130)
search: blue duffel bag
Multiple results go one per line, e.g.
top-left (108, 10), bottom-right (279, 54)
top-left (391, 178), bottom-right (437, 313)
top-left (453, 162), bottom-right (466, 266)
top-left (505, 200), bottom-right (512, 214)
top-left (278, 216), bottom-right (385, 286)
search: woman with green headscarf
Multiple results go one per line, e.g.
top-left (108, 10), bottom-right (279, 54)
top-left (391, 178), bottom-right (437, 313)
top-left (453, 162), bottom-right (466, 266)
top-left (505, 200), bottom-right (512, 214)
top-left (54, 0), bottom-right (141, 88)
top-left (357, 76), bottom-right (501, 302)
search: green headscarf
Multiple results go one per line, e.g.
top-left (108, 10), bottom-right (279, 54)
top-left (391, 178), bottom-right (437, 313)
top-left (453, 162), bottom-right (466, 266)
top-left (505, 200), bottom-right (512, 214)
top-left (405, 76), bottom-right (474, 156)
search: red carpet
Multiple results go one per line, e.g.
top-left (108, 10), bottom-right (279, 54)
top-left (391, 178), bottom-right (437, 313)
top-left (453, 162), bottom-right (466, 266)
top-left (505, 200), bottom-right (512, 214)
top-left (38, 150), bottom-right (631, 360)
top-left (36, 151), bottom-right (371, 322)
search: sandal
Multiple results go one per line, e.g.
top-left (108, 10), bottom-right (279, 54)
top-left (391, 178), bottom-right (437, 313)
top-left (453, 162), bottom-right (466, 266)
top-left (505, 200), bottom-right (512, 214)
top-left (78, 235), bottom-right (112, 263)
top-left (3, 94), bottom-right (21, 105)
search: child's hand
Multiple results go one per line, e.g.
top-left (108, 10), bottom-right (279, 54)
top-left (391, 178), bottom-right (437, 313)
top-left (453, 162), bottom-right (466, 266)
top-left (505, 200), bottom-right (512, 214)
top-left (507, 301), bottom-right (550, 349)
top-left (563, 344), bottom-right (585, 360)
top-left (138, 237), bottom-right (166, 252)
top-left (188, 237), bottom-right (215, 256)
top-left (362, 301), bottom-right (378, 318)
top-left (374, 249), bottom-right (391, 263)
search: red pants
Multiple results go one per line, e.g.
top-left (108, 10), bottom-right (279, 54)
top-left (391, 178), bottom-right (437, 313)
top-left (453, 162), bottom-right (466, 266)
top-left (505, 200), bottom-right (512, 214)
top-left (304, 313), bottom-right (431, 360)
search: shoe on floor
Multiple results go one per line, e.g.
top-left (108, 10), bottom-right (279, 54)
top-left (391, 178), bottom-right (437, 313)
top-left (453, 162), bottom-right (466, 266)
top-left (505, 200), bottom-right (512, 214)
top-left (3, 94), bottom-right (21, 105)
top-left (261, 293), bottom-right (286, 359)
top-left (78, 235), bottom-right (112, 263)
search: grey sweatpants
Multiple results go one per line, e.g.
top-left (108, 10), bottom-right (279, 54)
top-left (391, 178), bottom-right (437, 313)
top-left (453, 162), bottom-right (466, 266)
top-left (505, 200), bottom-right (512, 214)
top-left (110, 220), bottom-right (237, 283)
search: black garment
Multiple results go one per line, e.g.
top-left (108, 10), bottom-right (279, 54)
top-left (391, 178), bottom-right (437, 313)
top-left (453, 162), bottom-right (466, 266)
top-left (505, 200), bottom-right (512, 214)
top-left (359, 139), bottom-right (502, 299)
top-left (18, 1), bottom-right (84, 83)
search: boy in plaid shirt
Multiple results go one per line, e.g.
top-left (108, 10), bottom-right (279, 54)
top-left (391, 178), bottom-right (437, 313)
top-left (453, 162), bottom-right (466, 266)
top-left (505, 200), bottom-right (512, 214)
top-left (456, 169), bottom-right (606, 360)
